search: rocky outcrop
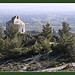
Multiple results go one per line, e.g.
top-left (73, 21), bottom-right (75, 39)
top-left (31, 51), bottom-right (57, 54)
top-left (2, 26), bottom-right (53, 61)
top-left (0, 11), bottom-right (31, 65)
top-left (6, 15), bottom-right (25, 34)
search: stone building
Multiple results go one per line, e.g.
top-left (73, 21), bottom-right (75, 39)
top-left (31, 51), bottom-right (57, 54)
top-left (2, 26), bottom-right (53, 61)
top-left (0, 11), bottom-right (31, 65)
top-left (6, 15), bottom-right (25, 34)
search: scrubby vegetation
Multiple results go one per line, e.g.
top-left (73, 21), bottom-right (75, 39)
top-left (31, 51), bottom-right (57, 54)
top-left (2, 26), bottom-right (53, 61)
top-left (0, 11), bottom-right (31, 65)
top-left (0, 22), bottom-right (75, 72)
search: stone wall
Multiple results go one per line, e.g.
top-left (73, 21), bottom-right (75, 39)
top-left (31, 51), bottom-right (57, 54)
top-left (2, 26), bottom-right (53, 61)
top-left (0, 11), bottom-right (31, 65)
top-left (6, 16), bottom-right (25, 34)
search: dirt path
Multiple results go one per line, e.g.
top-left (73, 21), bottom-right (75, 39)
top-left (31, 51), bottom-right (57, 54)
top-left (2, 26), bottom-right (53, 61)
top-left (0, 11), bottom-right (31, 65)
top-left (38, 63), bottom-right (75, 72)
top-left (20, 52), bottom-right (75, 72)
top-left (20, 62), bottom-right (75, 72)
top-left (20, 53), bottom-right (60, 72)
top-left (39, 64), bottom-right (68, 72)
top-left (20, 55), bottom-right (41, 72)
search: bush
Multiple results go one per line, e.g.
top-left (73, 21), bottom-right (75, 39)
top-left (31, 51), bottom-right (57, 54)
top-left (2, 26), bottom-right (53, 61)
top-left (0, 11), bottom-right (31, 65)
top-left (22, 59), bottom-right (26, 62)
top-left (47, 61), bottom-right (59, 68)
top-left (0, 66), bottom-right (3, 71)
top-left (62, 62), bottom-right (65, 65)
top-left (59, 63), bottom-right (62, 66)
top-left (41, 61), bottom-right (50, 68)
top-left (27, 61), bottom-right (40, 71)
top-left (40, 55), bottom-right (48, 61)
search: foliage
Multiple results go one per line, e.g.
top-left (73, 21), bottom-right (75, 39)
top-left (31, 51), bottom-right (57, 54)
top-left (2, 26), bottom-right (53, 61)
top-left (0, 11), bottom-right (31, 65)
top-left (58, 22), bottom-right (71, 42)
top-left (31, 38), bottom-right (51, 54)
top-left (66, 35), bottom-right (75, 61)
top-left (0, 21), bottom-right (75, 71)
top-left (31, 40), bottom-right (42, 54)
top-left (53, 22), bottom-right (75, 62)
top-left (27, 61), bottom-right (40, 71)
top-left (42, 23), bottom-right (53, 41)
top-left (4, 24), bottom-right (19, 39)
top-left (40, 38), bottom-right (51, 54)
top-left (0, 26), bottom-right (3, 38)
top-left (20, 33), bottom-right (36, 46)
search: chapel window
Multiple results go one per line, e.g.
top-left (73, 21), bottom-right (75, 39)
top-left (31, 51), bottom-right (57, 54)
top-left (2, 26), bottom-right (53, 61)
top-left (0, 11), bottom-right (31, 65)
top-left (17, 16), bottom-right (19, 19)
top-left (22, 29), bottom-right (23, 32)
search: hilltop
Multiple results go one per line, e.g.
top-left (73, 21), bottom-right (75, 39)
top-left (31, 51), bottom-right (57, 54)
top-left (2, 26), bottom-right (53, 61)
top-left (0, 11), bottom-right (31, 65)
top-left (0, 21), bottom-right (75, 72)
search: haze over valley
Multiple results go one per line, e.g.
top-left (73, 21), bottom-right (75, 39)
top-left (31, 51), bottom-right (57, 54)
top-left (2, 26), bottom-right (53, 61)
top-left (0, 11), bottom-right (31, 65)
top-left (0, 3), bottom-right (75, 32)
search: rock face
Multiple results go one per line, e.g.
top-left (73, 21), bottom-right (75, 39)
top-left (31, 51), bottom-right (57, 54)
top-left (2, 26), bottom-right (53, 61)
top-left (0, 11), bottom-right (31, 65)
top-left (6, 15), bottom-right (25, 34)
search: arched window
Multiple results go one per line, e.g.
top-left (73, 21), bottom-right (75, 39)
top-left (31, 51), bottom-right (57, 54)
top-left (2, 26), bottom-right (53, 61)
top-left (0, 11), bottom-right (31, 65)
top-left (22, 29), bottom-right (23, 32)
top-left (17, 16), bottom-right (19, 19)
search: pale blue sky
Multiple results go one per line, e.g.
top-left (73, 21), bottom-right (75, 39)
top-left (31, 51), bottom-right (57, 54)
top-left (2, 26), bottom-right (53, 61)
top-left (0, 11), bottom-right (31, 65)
top-left (0, 3), bottom-right (75, 10)
top-left (0, 3), bottom-right (75, 15)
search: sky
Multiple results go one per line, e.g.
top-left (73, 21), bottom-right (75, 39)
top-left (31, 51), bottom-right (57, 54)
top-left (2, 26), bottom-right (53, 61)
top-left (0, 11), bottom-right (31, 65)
top-left (0, 3), bottom-right (75, 15)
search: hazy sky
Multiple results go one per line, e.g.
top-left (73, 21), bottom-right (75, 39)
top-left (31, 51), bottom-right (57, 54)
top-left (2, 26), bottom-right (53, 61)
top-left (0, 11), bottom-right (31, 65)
top-left (0, 3), bottom-right (75, 15)
top-left (0, 3), bottom-right (75, 10)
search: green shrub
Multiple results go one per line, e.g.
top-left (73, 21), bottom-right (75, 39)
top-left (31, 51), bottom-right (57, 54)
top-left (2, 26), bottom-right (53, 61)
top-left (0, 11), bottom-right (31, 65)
top-left (48, 61), bottom-right (59, 68)
top-left (4, 67), bottom-right (8, 71)
top-left (8, 63), bottom-right (12, 66)
top-left (20, 65), bottom-right (24, 68)
top-left (40, 55), bottom-right (48, 61)
top-left (59, 63), bottom-right (62, 66)
top-left (0, 66), bottom-right (3, 71)
top-left (62, 62), bottom-right (65, 65)
top-left (14, 62), bottom-right (19, 66)
top-left (41, 61), bottom-right (50, 67)
top-left (27, 64), bottom-right (33, 71)
top-left (22, 59), bottom-right (26, 62)
top-left (27, 61), bottom-right (40, 71)
top-left (17, 65), bottom-right (21, 70)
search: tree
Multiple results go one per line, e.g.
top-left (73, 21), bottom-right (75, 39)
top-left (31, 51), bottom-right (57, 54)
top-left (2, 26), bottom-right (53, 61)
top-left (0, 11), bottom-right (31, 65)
top-left (40, 38), bottom-right (51, 54)
top-left (56, 22), bottom-right (71, 54)
top-left (31, 37), bottom-right (51, 54)
top-left (42, 23), bottom-right (53, 41)
top-left (0, 26), bottom-right (3, 38)
top-left (2, 35), bottom-right (23, 58)
top-left (51, 28), bottom-right (58, 42)
top-left (37, 36), bottom-right (45, 44)
top-left (66, 34), bottom-right (75, 61)
top-left (4, 24), bottom-right (19, 39)
top-left (21, 33), bottom-right (35, 46)
top-left (32, 40), bottom-right (42, 54)
top-left (54, 22), bottom-right (75, 61)
top-left (58, 22), bottom-right (71, 43)
top-left (0, 26), bottom-right (4, 58)
top-left (0, 38), bottom-right (5, 58)
top-left (2, 25), bottom-right (23, 58)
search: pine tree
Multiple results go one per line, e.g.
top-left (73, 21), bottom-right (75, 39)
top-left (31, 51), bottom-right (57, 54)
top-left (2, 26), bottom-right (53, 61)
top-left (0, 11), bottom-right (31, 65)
top-left (41, 38), bottom-right (51, 54)
top-left (42, 23), bottom-right (53, 41)
top-left (56, 22), bottom-right (75, 60)
top-left (4, 24), bottom-right (19, 39)
top-left (58, 22), bottom-right (71, 43)
top-left (66, 34), bottom-right (75, 61)
top-left (0, 26), bottom-right (3, 38)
